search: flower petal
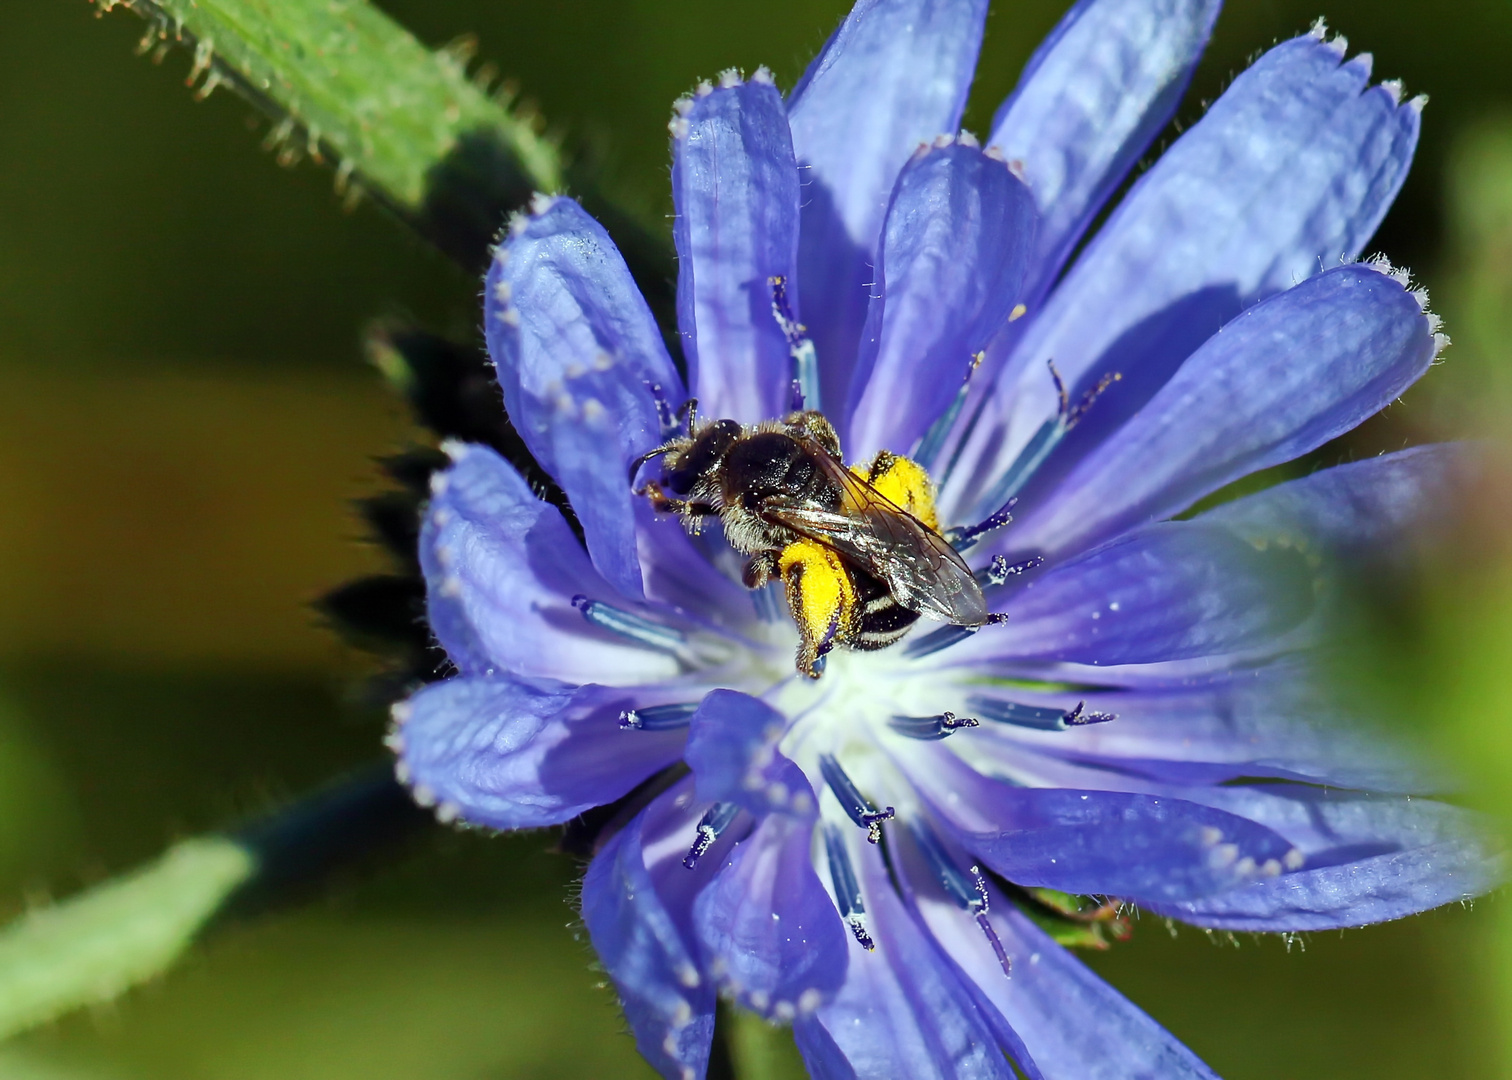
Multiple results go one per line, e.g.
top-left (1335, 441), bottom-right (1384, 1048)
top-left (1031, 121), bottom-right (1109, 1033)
top-left (786, 0), bottom-right (989, 414)
top-left (915, 882), bottom-right (1219, 1080)
top-left (901, 747), bottom-right (1298, 901)
top-left (941, 740), bottom-right (1496, 921)
top-left (949, 519), bottom-right (1315, 669)
top-left (965, 664), bottom-right (1427, 793)
top-left (672, 75), bottom-right (801, 423)
top-left (685, 689), bottom-right (813, 819)
top-left (421, 444), bottom-right (683, 684)
top-left (989, 0), bottom-right (1222, 293)
top-left (693, 813), bottom-right (850, 1018)
top-left (943, 448), bottom-right (1462, 696)
top-left (1143, 786), bottom-right (1499, 929)
top-left (1006, 261), bottom-right (1439, 557)
top-left (1199, 442), bottom-right (1464, 552)
top-left (1151, 836), bottom-right (1495, 931)
top-left (581, 780), bottom-right (717, 1080)
top-left (635, 502), bottom-right (760, 628)
top-left (394, 674), bottom-right (690, 830)
top-left (485, 196), bottom-right (684, 598)
top-left (945, 30), bottom-right (1422, 525)
top-left (793, 836), bottom-right (1019, 1079)
top-left (846, 140), bottom-right (1038, 462)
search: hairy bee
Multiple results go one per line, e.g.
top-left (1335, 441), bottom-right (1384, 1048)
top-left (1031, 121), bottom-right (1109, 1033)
top-left (630, 407), bottom-right (988, 678)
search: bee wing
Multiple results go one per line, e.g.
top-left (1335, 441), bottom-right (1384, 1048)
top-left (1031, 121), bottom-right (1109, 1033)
top-left (763, 450), bottom-right (988, 626)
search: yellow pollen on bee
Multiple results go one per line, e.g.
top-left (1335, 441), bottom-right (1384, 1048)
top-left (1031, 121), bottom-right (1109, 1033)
top-left (857, 452), bottom-right (940, 532)
top-left (778, 539), bottom-right (856, 678)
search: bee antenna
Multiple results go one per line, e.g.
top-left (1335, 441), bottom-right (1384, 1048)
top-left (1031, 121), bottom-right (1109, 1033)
top-left (673, 397), bottom-right (700, 439)
top-left (628, 441), bottom-right (681, 486)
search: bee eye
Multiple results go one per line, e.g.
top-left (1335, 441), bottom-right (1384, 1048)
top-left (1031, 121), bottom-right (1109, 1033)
top-left (668, 468), bottom-right (697, 495)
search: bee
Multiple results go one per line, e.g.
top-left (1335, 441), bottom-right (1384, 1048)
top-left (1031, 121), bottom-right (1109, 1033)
top-left (630, 406), bottom-right (989, 678)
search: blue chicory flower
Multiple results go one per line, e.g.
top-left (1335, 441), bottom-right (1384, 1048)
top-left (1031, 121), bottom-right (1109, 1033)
top-left (389, 1), bottom-right (1495, 1076)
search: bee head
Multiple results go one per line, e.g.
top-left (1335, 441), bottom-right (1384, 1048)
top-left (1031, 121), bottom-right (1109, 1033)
top-left (667, 419), bottom-right (742, 494)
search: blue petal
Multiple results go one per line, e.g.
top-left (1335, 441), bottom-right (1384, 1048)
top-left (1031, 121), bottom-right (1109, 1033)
top-left (793, 835), bottom-right (1019, 1079)
top-left (1149, 838), bottom-right (1494, 931)
top-left (786, 0), bottom-right (989, 417)
top-left (672, 75), bottom-right (801, 423)
top-left (846, 140), bottom-right (1038, 462)
top-left (971, 519), bottom-right (1315, 667)
top-left (581, 779), bottom-right (718, 1080)
top-left (693, 811), bottom-right (850, 1018)
top-left (682, 696), bottom-right (848, 1018)
top-left (1142, 786), bottom-right (1499, 930)
top-left (940, 740), bottom-right (1496, 922)
top-left (421, 444), bottom-right (683, 684)
top-left (967, 664), bottom-right (1429, 793)
top-left (944, 30), bottom-right (1422, 526)
top-left (914, 881), bottom-right (1218, 1080)
top-left (394, 674), bottom-right (690, 830)
top-left (948, 448), bottom-right (1460, 689)
top-left (684, 689), bottom-right (812, 819)
top-left (635, 504), bottom-right (760, 631)
top-left (1198, 442), bottom-right (1464, 552)
top-left (990, 0), bottom-right (1221, 294)
top-left (485, 196), bottom-right (684, 598)
top-left (1006, 261), bottom-right (1439, 557)
top-left (900, 747), bottom-right (1298, 901)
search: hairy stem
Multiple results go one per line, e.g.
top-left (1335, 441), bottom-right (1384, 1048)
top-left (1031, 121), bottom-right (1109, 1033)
top-left (0, 765), bottom-right (425, 1039)
top-left (95, 0), bottom-right (563, 268)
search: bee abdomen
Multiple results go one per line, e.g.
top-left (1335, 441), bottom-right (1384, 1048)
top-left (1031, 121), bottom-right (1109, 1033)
top-left (849, 571), bottom-right (919, 651)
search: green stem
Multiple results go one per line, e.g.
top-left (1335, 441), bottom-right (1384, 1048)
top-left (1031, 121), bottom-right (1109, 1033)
top-left (721, 1003), bottom-right (810, 1080)
top-left (0, 837), bottom-right (254, 1041)
top-left (95, 0), bottom-right (563, 268)
top-left (0, 764), bottom-right (425, 1040)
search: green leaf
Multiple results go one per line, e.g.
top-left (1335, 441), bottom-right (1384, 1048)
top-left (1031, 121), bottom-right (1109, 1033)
top-left (0, 837), bottom-right (255, 1041)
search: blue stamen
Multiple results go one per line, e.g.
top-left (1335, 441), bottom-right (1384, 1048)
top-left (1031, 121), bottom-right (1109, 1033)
top-left (970, 361), bottom-right (1122, 523)
top-left (572, 595), bottom-right (689, 655)
top-left (903, 624), bottom-right (979, 659)
top-left (770, 276), bottom-right (820, 411)
top-left (969, 696), bottom-right (1117, 730)
top-left (910, 821), bottom-right (980, 910)
top-left (823, 826), bottom-right (875, 950)
top-left (619, 702), bottom-right (699, 731)
top-left (949, 497), bottom-right (1016, 553)
top-left (888, 712), bottom-right (980, 741)
top-left (910, 822), bottom-right (1011, 977)
top-left (683, 801), bottom-right (741, 869)
top-left (935, 386), bottom-right (991, 493)
top-left (973, 415), bottom-right (1063, 523)
top-left (974, 554), bottom-right (1046, 588)
top-left (818, 754), bottom-right (894, 843)
top-left (645, 381), bottom-right (677, 436)
top-left (1062, 701), bottom-right (1118, 726)
top-left (794, 341), bottom-right (820, 413)
top-left (913, 351), bottom-right (985, 472)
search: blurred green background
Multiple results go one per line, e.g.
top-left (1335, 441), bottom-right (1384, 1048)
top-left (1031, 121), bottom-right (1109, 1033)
top-left (1, 0), bottom-right (1511, 1077)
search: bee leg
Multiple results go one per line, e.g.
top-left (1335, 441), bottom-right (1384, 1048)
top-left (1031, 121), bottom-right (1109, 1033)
top-left (636, 480), bottom-right (710, 515)
top-left (742, 551), bottom-right (778, 589)
top-left (636, 481), bottom-right (718, 535)
top-left (862, 451), bottom-right (941, 532)
top-left (778, 539), bottom-right (857, 679)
